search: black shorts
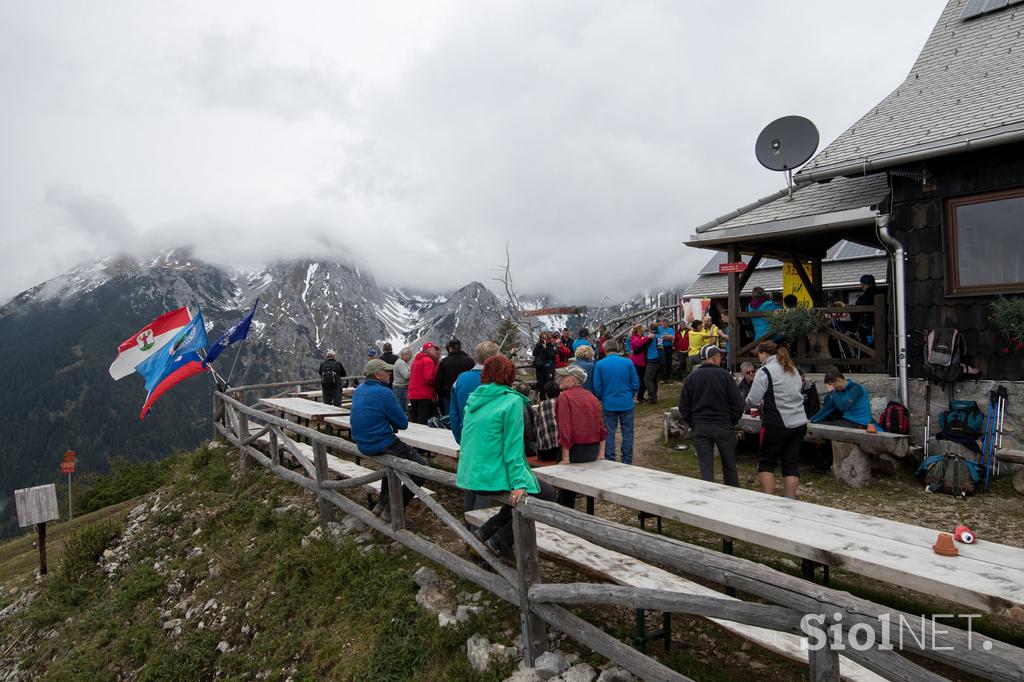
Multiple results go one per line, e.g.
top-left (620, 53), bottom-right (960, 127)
top-left (758, 424), bottom-right (807, 477)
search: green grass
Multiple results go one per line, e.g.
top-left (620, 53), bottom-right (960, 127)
top-left (0, 444), bottom-right (521, 681)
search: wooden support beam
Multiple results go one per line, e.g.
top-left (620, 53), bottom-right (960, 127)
top-left (736, 248), bottom-right (763, 292)
top-left (727, 244), bottom-right (741, 372)
top-left (788, 252), bottom-right (821, 305)
top-left (809, 641), bottom-right (840, 682)
top-left (811, 257), bottom-right (824, 307)
top-left (312, 442), bottom-right (335, 527)
top-left (513, 509), bottom-right (547, 666)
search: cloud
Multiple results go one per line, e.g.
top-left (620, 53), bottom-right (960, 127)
top-left (178, 30), bottom-right (352, 119)
top-left (0, 1), bottom-right (947, 305)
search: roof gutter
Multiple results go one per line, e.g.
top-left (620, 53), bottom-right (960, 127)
top-left (794, 125), bottom-right (1024, 185)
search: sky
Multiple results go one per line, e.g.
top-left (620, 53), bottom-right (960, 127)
top-left (0, 1), bottom-right (947, 305)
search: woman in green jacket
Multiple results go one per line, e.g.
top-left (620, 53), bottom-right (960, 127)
top-left (457, 355), bottom-right (555, 561)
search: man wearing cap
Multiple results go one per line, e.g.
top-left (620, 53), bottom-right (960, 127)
top-left (318, 350), bottom-right (347, 406)
top-left (555, 364), bottom-right (608, 508)
top-left (350, 358), bottom-right (428, 523)
top-left (436, 338), bottom-right (475, 415)
top-left (677, 345), bottom-right (745, 487)
top-left (853, 274), bottom-right (882, 346)
top-left (409, 342), bottom-right (441, 424)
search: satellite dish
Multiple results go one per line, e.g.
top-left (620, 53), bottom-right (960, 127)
top-left (755, 115), bottom-right (819, 200)
top-left (755, 116), bottom-right (819, 171)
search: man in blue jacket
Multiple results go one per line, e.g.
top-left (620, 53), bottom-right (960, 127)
top-left (593, 339), bottom-right (640, 464)
top-left (350, 358), bottom-right (427, 522)
top-left (811, 370), bottom-right (879, 429)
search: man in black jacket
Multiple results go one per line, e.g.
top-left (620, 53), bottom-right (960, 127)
top-left (435, 338), bottom-right (475, 415)
top-left (380, 343), bottom-right (400, 387)
top-left (318, 350), bottom-right (347, 406)
top-left (677, 345), bottom-right (744, 487)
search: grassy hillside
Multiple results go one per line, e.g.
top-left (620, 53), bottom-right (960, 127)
top-left (0, 444), bottom-right (525, 681)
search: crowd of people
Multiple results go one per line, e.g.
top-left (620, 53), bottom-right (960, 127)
top-left (330, 311), bottom-right (880, 560)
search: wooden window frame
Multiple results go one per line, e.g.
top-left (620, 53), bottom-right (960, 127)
top-left (944, 186), bottom-right (1024, 296)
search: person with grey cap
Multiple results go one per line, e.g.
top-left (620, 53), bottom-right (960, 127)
top-left (318, 349), bottom-right (347, 407)
top-left (555, 364), bottom-right (608, 508)
top-left (350, 357), bottom-right (428, 523)
top-left (391, 347), bottom-right (413, 413)
top-left (677, 345), bottom-right (744, 487)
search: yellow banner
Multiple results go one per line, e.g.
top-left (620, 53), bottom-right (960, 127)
top-left (782, 262), bottom-right (814, 308)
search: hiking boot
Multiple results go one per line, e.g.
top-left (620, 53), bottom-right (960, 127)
top-left (486, 537), bottom-right (516, 564)
top-left (372, 501), bottom-right (391, 524)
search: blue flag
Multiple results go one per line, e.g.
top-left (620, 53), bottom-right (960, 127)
top-left (136, 311), bottom-right (209, 392)
top-left (203, 299), bottom-right (258, 366)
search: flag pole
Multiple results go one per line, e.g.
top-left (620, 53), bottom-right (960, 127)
top-left (226, 342), bottom-right (245, 384)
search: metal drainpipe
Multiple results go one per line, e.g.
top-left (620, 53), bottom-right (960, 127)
top-left (876, 214), bottom-right (908, 404)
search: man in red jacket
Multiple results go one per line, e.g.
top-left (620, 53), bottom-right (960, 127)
top-left (408, 342), bottom-right (441, 424)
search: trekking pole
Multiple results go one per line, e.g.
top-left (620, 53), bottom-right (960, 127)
top-left (980, 392), bottom-right (993, 484)
top-left (923, 381), bottom-right (932, 459)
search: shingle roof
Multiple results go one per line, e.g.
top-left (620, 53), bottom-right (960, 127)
top-left (683, 256), bottom-right (888, 298)
top-left (799, 0), bottom-right (1024, 177)
top-left (687, 174), bottom-right (889, 246)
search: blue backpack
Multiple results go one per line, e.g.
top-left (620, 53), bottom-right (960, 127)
top-left (938, 400), bottom-right (985, 439)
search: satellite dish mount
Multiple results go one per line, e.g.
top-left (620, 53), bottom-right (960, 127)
top-left (755, 116), bottom-right (819, 201)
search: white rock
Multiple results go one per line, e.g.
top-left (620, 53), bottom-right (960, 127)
top-left (467, 633), bottom-right (493, 673)
top-left (502, 670), bottom-right (543, 682)
top-left (532, 650), bottom-right (570, 679)
top-left (558, 663), bottom-right (597, 682)
top-left (595, 667), bottom-right (637, 682)
top-left (342, 516), bottom-right (367, 533)
top-left (129, 503), bottom-right (147, 518)
top-left (455, 605), bottom-right (482, 622)
top-left (217, 641), bottom-right (230, 653)
top-left (413, 566), bottom-right (439, 589)
top-left (102, 549), bottom-right (115, 560)
top-left (192, 527), bottom-right (202, 536)
top-left (162, 618), bottom-right (182, 630)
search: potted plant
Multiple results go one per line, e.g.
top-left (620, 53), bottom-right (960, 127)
top-left (990, 296), bottom-right (1024, 357)
top-left (769, 307), bottom-right (828, 346)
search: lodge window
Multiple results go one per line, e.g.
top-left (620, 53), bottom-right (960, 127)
top-left (945, 187), bottom-right (1024, 295)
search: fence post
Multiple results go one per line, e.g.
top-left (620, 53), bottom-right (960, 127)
top-left (236, 408), bottom-right (250, 471)
top-left (212, 393), bottom-right (224, 441)
top-left (387, 468), bottom-right (406, 531)
top-left (808, 639), bottom-right (840, 681)
top-left (513, 506), bottom-right (547, 666)
top-left (312, 442), bottom-right (335, 527)
top-left (270, 429), bottom-right (280, 468)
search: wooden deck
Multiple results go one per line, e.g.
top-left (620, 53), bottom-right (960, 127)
top-left (534, 459), bottom-right (1024, 616)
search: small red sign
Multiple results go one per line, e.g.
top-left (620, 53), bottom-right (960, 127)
top-left (718, 262), bottom-right (747, 274)
top-left (63, 450), bottom-right (76, 463)
top-left (60, 462), bottom-right (76, 474)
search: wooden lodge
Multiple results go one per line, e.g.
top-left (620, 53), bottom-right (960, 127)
top-left (685, 0), bottom-right (1024, 452)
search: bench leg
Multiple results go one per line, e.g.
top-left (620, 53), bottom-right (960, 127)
top-left (723, 539), bottom-right (736, 597)
top-left (633, 609), bottom-right (671, 654)
top-left (586, 496), bottom-right (594, 516)
top-left (802, 559), bottom-right (830, 584)
top-left (638, 512), bottom-right (663, 534)
top-left (634, 609), bottom-right (646, 654)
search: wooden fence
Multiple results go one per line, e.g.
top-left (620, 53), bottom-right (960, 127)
top-left (734, 295), bottom-right (888, 373)
top-left (212, 382), bottom-right (1024, 682)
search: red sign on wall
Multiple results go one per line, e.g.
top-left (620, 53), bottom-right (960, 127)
top-left (718, 262), bottom-right (747, 274)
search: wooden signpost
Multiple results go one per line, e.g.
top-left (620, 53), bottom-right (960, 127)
top-left (15, 484), bottom-right (60, 575)
top-left (61, 450), bottom-right (76, 520)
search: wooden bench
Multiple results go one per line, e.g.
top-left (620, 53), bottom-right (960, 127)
top-left (249, 429), bottom-right (433, 505)
top-left (464, 508), bottom-right (881, 681)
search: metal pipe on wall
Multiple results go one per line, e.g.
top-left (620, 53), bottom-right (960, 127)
top-left (876, 214), bottom-right (908, 404)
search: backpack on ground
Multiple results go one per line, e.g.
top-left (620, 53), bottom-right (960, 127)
top-left (938, 399), bottom-right (985, 439)
top-left (877, 401), bottom-right (910, 435)
top-left (924, 327), bottom-right (965, 385)
top-left (322, 368), bottom-right (338, 389)
top-left (917, 454), bottom-right (980, 497)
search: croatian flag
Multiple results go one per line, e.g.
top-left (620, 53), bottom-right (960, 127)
top-left (136, 311), bottom-right (210, 419)
top-left (203, 299), bottom-right (259, 366)
top-left (109, 306), bottom-right (191, 380)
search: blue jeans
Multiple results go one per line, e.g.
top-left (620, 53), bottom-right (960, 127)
top-left (603, 409), bottom-right (634, 465)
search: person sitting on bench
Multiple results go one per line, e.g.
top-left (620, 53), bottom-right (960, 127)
top-left (810, 369), bottom-right (880, 430)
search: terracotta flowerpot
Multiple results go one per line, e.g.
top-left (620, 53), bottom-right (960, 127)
top-left (933, 532), bottom-right (959, 557)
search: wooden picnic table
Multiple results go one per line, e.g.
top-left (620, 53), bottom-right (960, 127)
top-left (290, 388), bottom-right (356, 402)
top-left (257, 397), bottom-right (350, 422)
top-left (533, 459), bottom-right (1024, 616)
top-left (324, 415), bottom-right (460, 459)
